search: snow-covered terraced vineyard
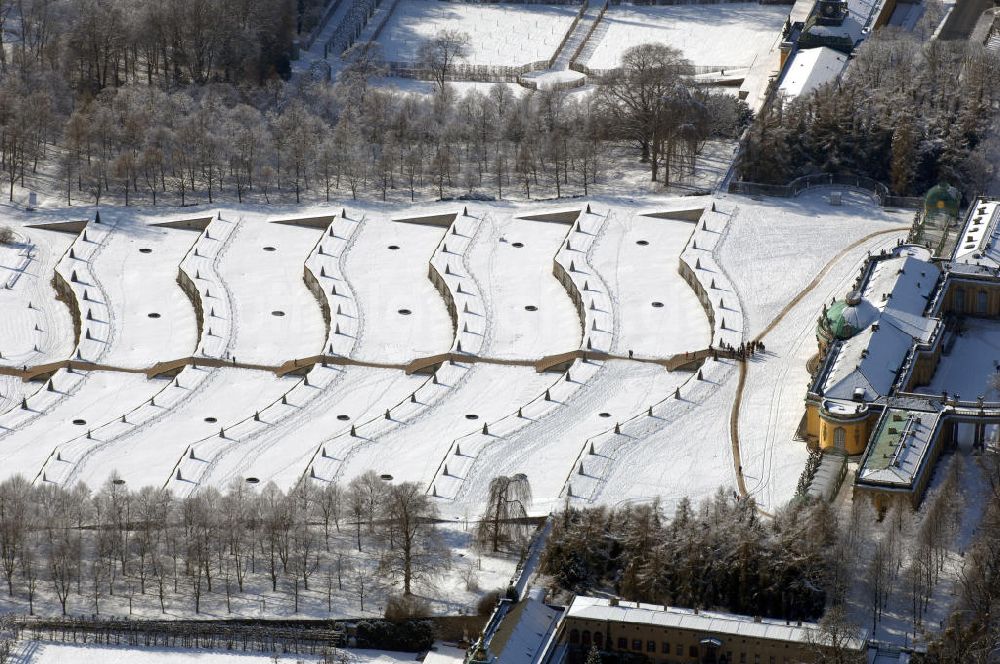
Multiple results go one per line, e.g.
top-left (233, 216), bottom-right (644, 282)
top-left (375, 0), bottom-right (579, 66)
top-left (0, 192), bottom-right (906, 516)
top-left (585, 3), bottom-right (787, 71)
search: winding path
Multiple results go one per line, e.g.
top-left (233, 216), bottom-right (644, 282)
top-left (728, 226), bottom-right (909, 502)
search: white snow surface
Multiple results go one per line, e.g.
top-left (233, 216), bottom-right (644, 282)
top-left (593, 213), bottom-right (710, 357)
top-left (0, 372), bottom-right (165, 484)
top-left (215, 215), bottom-right (327, 364)
top-left (89, 218), bottom-right (199, 367)
top-left (376, 1), bottom-right (579, 66)
top-left (464, 213), bottom-right (580, 358)
top-left (16, 643), bottom-right (416, 663)
top-left (344, 215), bottom-right (453, 362)
top-left (586, 3), bottom-right (787, 71)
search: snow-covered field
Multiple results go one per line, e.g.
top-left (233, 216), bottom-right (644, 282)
top-left (585, 3), bottom-right (787, 71)
top-left (15, 643), bottom-right (417, 663)
top-left (375, 1), bottom-right (579, 66)
top-left (0, 188), bottom-right (917, 521)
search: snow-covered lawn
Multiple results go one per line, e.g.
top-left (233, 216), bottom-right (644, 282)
top-left (716, 190), bottom-right (912, 339)
top-left (0, 372), bottom-right (165, 484)
top-left (592, 213), bottom-right (710, 357)
top-left (62, 368), bottom-right (298, 488)
top-left (585, 3), bottom-right (787, 71)
top-left (90, 219), bottom-right (199, 367)
top-left (451, 360), bottom-right (693, 515)
top-left (376, 1), bottom-right (579, 66)
top-left (216, 216), bottom-right (327, 364)
top-left (465, 213), bottom-right (580, 358)
top-left (0, 227), bottom-right (75, 370)
top-left (343, 215), bottom-right (452, 363)
top-left (15, 643), bottom-right (418, 663)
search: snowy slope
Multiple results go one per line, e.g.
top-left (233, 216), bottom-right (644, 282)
top-left (586, 3), bottom-right (787, 71)
top-left (343, 215), bottom-right (453, 362)
top-left (89, 219), bottom-right (199, 367)
top-left (377, 1), bottom-right (578, 66)
top-left (216, 215), bottom-right (327, 363)
top-left (592, 213), bottom-right (710, 356)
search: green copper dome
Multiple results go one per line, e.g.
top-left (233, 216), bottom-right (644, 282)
top-left (820, 292), bottom-right (878, 340)
top-left (924, 182), bottom-right (960, 218)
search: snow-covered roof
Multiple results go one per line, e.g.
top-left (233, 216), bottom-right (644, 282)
top-left (819, 249), bottom-right (940, 403)
top-left (857, 405), bottom-right (942, 488)
top-left (778, 47), bottom-right (847, 98)
top-left (951, 200), bottom-right (1000, 271)
top-left (565, 596), bottom-right (866, 649)
top-left (807, 0), bottom-right (883, 44)
top-left (490, 588), bottom-right (564, 664)
top-left (423, 644), bottom-right (467, 664)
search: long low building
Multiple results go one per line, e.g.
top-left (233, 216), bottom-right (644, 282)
top-left (556, 596), bottom-right (867, 664)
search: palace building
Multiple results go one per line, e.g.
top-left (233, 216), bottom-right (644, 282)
top-left (804, 197), bottom-right (1000, 508)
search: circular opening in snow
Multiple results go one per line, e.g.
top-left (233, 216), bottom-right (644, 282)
top-left (263, 246), bottom-right (276, 252)
top-left (598, 412), bottom-right (611, 418)
top-left (139, 248), bottom-right (153, 254)
top-left (380, 474), bottom-right (393, 481)
top-left (112, 478), bottom-right (126, 485)
top-left (272, 311), bottom-right (285, 317)
top-left (388, 245), bottom-right (400, 250)
top-left (245, 477), bottom-right (260, 484)
top-left (147, 312), bottom-right (161, 319)
top-left (465, 414), bottom-right (479, 420)
top-left (398, 309), bottom-right (412, 315)
top-left (524, 305), bottom-right (538, 312)
top-left (204, 417), bottom-right (217, 423)
top-left (337, 414), bottom-right (350, 421)
top-left (511, 242), bottom-right (524, 248)
top-left (636, 240), bottom-right (649, 246)
top-left (72, 419), bottom-right (86, 426)
top-left (651, 301), bottom-right (664, 308)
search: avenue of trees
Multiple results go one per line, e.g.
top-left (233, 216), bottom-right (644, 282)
top-left (0, 471), bottom-right (450, 618)
top-left (739, 31), bottom-right (1000, 198)
top-left (0, 11), bottom-right (746, 207)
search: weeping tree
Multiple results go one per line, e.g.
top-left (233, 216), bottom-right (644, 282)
top-left (476, 474), bottom-right (532, 553)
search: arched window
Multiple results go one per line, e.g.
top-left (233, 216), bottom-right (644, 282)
top-left (955, 288), bottom-right (966, 311)
top-left (582, 631), bottom-right (591, 646)
top-left (834, 427), bottom-right (846, 450)
top-left (594, 632), bottom-right (604, 648)
top-left (978, 290), bottom-right (988, 314)
top-left (569, 629), bottom-right (579, 645)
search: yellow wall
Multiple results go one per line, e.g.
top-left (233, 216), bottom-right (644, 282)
top-left (940, 281), bottom-right (1000, 317)
top-left (805, 402), bottom-right (820, 440)
top-left (818, 412), bottom-right (872, 455)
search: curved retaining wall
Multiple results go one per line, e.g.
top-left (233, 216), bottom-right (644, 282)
top-left (559, 200), bottom-right (746, 503)
top-left (427, 207), bottom-right (614, 501)
top-left (41, 215), bottom-right (241, 487)
top-left (303, 210), bottom-right (485, 485)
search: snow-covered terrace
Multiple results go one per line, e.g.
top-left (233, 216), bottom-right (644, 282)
top-left (90, 217), bottom-right (199, 367)
top-left (215, 214), bottom-right (327, 363)
top-left (376, 0), bottom-right (578, 67)
top-left (318, 209), bottom-right (584, 492)
top-left (586, 3), bottom-right (787, 71)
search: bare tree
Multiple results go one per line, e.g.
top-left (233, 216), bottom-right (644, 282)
top-left (476, 474), bottom-right (532, 553)
top-left (417, 29), bottom-right (471, 94)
